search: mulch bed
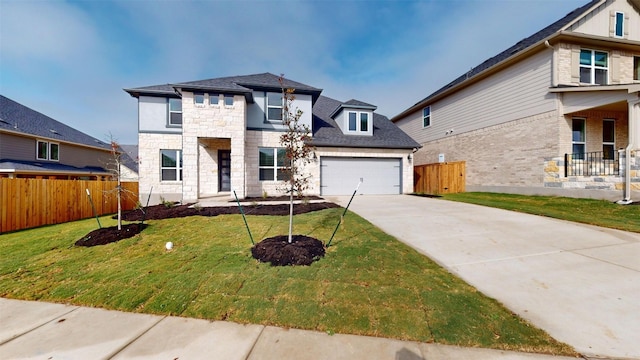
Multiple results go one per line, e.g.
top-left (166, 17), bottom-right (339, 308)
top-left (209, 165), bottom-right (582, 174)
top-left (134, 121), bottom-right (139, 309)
top-left (120, 202), bottom-right (340, 221)
top-left (76, 200), bottom-right (340, 252)
top-left (251, 235), bottom-right (325, 266)
top-left (75, 223), bottom-right (148, 247)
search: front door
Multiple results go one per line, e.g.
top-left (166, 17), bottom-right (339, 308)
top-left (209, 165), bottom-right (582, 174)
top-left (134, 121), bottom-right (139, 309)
top-left (218, 150), bottom-right (231, 192)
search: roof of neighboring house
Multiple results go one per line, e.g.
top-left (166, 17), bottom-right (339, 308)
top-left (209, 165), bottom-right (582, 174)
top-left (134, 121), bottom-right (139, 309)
top-left (0, 95), bottom-right (112, 151)
top-left (312, 96), bottom-right (421, 150)
top-left (125, 73), bottom-right (323, 102)
top-left (392, 0), bottom-right (603, 121)
top-left (0, 159), bottom-right (109, 175)
top-left (118, 144), bottom-right (139, 173)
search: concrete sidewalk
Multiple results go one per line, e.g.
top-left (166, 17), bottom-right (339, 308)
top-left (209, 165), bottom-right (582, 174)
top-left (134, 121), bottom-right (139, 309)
top-left (0, 298), bottom-right (578, 360)
top-left (329, 195), bottom-right (640, 360)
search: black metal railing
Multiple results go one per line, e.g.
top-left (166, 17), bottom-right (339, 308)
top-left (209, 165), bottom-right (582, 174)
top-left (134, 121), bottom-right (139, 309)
top-left (564, 151), bottom-right (619, 177)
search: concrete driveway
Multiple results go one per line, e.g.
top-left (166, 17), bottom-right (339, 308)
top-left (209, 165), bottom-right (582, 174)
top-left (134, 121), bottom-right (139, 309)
top-left (329, 195), bottom-right (640, 360)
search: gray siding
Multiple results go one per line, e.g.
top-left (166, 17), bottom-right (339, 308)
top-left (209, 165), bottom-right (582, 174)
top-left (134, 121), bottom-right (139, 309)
top-left (139, 96), bottom-right (181, 133)
top-left (0, 133), bottom-right (36, 161)
top-left (0, 132), bottom-right (111, 168)
top-left (60, 143), bottom-right (112, 168)
top-left (397, 50), bottom-right (557, 144)
top-left (246, 91), bottom-right (313, 130)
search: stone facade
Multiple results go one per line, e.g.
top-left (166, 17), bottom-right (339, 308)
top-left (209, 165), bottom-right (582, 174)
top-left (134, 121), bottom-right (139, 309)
top-left (138, 132), bottom-right (183, 204)
top-left (181, 92), bottom-right (246, 201)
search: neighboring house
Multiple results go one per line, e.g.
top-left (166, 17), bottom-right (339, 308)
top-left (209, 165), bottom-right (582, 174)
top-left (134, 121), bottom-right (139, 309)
top-left (393, 0), bottom-right (640, 202)
top-left (0, 95), bottom-right (114, 180)
top-left (118, 144), bottom-right (139, 182)
top-left (124, 73), bottom-right (419, 204)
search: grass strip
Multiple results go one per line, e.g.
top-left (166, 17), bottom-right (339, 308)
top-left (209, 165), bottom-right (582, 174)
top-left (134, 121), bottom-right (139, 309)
top-left (0, 208), bottom-right (576, 355)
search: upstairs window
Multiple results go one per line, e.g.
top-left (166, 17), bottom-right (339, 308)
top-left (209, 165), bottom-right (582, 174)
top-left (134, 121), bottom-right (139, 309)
top-left (258, 147), bottom-right (289, 181)
top-left (634, 57), bottom-right (640, 81)
top-left (266, 93), bottom-right (283, 122)
top-left (36, 140), bottom-right (59, 161)
top-left (360, 113), bottom-right (368, 132)
top-left (347, 111), bottom-right (369, 133)
top-left (580, 49), bottom-right (608, 85)
top-left (168, 98), bottom-right (182, 126)
top-left (160, 149), bottom-right (182, 181)
top-left (194, 92), bottom-right (205, 106)
top-left (225, 95), bottom-right (234, 106)
top-left (209, 93), bottom-right (219, 106)
top-left (422, 106), bottom-right (431, 128)
top-left (614, 12), bottom-right (624, 38)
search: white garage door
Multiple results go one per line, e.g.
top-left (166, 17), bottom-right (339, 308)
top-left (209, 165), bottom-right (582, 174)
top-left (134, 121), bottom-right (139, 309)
top-left (320, 157), bottom-right (402, 195)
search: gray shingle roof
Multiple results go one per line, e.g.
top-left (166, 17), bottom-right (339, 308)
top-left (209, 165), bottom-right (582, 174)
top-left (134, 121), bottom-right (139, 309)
top-left (125, 73), bottom-right (323, 102)
top-left (0, 159), bottom-right (109, 175)
top-left (0, 95), bottom-right (112, 150)
top-left (312, 96), bottom-right (421, 149)
top-left (397, 0), bottom-right (601, 117)
top-left (119, 144), bottom-right (139, 173)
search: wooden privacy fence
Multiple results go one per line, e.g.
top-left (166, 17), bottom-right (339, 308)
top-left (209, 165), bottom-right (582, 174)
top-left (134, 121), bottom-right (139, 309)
top-left (0, 179), bottom-right (138, 233)
top-left (414, 161), bottom-right (466, 195)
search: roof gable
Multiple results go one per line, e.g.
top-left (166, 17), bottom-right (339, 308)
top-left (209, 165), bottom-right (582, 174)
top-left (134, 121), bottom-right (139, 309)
top-left (392, 0), bottom-right (610, 121)
top-left (0, 95), bottom-right (111, 151)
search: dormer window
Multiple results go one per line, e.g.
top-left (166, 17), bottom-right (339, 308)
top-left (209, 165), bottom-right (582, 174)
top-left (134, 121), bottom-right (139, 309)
top-left (267, 92), bottom-right (283, 122)
top-left (347, 111), bottom-right (369, 133)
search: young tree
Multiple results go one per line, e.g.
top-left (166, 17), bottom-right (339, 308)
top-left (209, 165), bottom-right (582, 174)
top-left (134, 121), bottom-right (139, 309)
top-left (279, 75), bottom-right (315, 243)
top-left (104, 136), bottom-right (136, 231)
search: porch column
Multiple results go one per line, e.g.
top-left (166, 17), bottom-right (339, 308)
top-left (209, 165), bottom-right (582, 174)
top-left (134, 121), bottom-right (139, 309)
top-left (630, 98), bottom-right (640, 150)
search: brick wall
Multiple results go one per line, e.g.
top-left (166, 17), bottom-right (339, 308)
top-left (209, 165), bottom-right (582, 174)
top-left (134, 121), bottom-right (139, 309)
top-left (413, 110), bottom-right (560, 188)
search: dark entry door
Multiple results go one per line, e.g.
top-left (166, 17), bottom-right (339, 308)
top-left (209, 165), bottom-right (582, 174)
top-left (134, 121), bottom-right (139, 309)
top-left (218, 150), bottom-right (231, 191)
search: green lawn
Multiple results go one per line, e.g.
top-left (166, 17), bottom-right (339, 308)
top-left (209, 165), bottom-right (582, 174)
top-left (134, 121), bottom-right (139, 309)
top-left (440, 192), bottom-right (640, 233)
top-left (0, 208), bottom-right (576, 355)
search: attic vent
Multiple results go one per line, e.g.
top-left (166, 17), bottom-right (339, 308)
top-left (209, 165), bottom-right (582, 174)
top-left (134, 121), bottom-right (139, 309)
top-left (0, 118), bottom-right (9, 125)
top-left (49, 129), bottom-right (60, 135)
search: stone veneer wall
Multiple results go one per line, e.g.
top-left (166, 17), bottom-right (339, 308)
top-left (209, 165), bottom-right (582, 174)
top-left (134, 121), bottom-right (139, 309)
top-left (413, 110), bottom-right (560, 188)
top-left (181, 92), bottom-right (246, 201)
top-left (138, 132), bottom-right (183, 205)
top-left (544, 151), bottom-right (640, 192)
top-left (557, 43), bottom-right (638, 85)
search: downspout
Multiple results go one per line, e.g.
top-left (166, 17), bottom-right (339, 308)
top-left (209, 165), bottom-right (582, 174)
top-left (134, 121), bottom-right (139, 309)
top-left (544, 41), bottom-right (558, 87)
top-left (618, 98), bottom-right (639, 204)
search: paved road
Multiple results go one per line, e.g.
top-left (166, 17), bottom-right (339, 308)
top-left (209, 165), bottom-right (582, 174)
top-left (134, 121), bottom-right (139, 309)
top-left (329, 195), bottom-right (640, 360)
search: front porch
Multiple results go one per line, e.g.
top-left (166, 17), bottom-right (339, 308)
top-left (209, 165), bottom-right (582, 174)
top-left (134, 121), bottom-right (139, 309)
top-left (545, 85), bottom-right (640, 200)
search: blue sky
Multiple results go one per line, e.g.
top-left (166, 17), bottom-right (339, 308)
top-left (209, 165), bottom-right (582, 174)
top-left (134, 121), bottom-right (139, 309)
top-left (1, 0), bottom-right (586, 145)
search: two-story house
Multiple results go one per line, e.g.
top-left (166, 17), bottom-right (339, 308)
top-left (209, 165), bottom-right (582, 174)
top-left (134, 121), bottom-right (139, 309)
top-left (125, 73), bottom-right (419, 205)
top-left (393, 0), bottom-right (640, 202)
top-left (0, 95), bottom-right (114, 180)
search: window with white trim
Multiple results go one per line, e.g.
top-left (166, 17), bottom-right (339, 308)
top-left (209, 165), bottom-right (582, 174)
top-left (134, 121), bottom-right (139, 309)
top-left (194, 92), bottom-right (205, 106)
top-left (160, 149), bottom-right (182, 181)
top-left (168, 98), bottom-right (182, 126)
top-left (614, 12), bottom-right (624, 38)
top-left (580, 49), bottom-right (608, 85)
top-left (422, 106), bottom-right (431, 128)
top-left (36, 140), bottom-right (59, 161)
top-left (603, 119), bottom-right (615, 160)
top-left (258, 147), bottom-right (289, 181)
top-left (572, 118), bottom-right (586, 158)
top-left (347, 111), bottom-right (369, 133)
top-left (266, 93), bottom-right (283, 122)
